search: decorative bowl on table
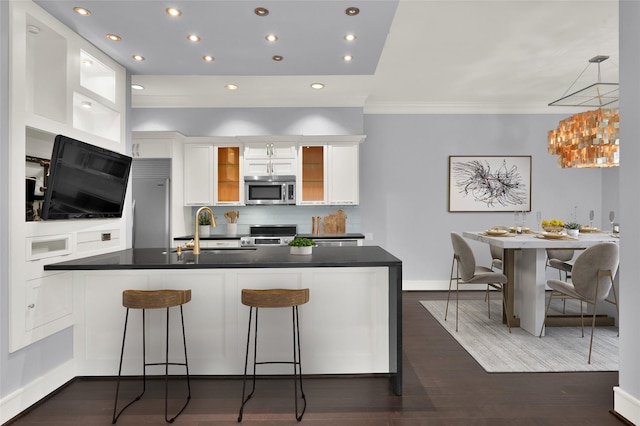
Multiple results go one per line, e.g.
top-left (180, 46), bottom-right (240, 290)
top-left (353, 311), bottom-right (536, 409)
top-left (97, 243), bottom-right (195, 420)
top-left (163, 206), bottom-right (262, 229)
top-left (542, 225), bottom-right (564, 233)
top-left (485, 228), bottom-right (509, 236)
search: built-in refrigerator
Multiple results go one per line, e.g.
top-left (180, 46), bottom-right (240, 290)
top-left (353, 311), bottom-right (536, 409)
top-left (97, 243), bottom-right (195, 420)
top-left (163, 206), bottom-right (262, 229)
top-left (132, 158), bottom-right (171, 249)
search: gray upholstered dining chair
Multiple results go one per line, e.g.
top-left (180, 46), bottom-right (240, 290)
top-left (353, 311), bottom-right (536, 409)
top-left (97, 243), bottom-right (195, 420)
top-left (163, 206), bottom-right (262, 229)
top-left (539, 242), bottom-right (619, 363)
top-left (490, 245), bottom-right (503, 271)
top-left (446, 233), bottom-right (511, 333)
top-left (546, 249), bottom-right (575, 280)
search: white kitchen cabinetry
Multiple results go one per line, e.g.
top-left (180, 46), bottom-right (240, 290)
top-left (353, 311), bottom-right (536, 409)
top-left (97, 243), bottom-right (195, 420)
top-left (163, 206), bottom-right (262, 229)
top-left (183, 143), bottom-right (215, 206)
top-left (73, 267), bottom-right (389, 376)
top-left (297, 136), bottom-right (364, 205)
top-left (242, 137), bottom-right (298, 176)
top-left (200, 239), bottom-right (241, 248)
top-left (183, 138), bottom-right (244, 206)
top-left (327, 142), bottom-right (360, 205)
top-left (132, 140), bottom-right (172, 158)
top-left (9, 1), bottom-right (127, 351)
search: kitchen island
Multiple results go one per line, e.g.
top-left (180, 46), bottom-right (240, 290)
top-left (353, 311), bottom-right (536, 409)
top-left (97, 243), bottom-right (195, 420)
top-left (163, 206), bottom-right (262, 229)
top-left (45, 246), bottom-right (403, 395)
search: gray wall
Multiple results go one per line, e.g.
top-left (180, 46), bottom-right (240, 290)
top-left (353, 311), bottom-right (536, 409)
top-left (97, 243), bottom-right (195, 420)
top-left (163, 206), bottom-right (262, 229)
top-left (361, 113), bottom-right (612, 280)
top-left (619, 0), bottom-right (640, 405)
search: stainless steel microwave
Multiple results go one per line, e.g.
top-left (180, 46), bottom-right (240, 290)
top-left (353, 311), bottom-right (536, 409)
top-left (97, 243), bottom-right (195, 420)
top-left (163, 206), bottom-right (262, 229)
top-left (244, 175), bottom-right (296, 205)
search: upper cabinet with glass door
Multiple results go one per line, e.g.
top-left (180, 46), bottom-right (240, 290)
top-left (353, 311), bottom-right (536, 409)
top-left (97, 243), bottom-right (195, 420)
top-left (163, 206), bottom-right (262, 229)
top-left (215, 144), bottom-right (243, 205)
top-left (297, 135), bottom-right (365, 205)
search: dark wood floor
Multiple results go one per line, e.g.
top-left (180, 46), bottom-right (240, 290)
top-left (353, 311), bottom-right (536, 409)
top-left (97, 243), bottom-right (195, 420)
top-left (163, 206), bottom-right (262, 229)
top-left (6, 291), bottom-right (624, 426)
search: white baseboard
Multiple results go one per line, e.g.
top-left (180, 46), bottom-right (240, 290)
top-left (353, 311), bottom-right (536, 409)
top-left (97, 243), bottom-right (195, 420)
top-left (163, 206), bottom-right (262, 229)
top-left (402, 280), bottom-right (493, 292)
top-left (614, 386), bottom-right (640, 425)
top-left (0, 360), bottom-right (75, 424)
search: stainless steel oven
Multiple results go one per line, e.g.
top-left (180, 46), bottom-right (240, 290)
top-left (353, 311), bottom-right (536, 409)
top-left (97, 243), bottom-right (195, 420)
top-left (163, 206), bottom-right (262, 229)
top-left (240, 224), bottom-right (297, 247)
top-left (244, 175), bottom-right (296, 205)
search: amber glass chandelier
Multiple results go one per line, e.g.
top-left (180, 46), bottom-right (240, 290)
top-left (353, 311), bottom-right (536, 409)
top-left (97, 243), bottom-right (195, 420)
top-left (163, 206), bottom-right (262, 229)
top-left (548, 56), bottom-right (619, 168)
top-left (548, 109), bottom-right (619, 168)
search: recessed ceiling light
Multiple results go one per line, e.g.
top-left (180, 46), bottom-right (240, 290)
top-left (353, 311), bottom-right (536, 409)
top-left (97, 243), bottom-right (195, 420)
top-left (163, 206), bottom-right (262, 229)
top-left (225, 84), bottom-right (239, 90)
top-left (106, 34), bottom-right (121, 42)
top-left (311, 83), bottom-right (324, 90)
top-left (166, 7), bottom-right (181, 17)
top-left (82, 59), bottom-right (93, 67)
top-left (265, 34), bottom-right (278, 42)
top-left (344, 34), bottom-right (356, 41)
top-left (343, 55), bottom-right (353, 61)
top-left (132, 54), bottom-right (145, 61)
top-left (203, 55), bottom-right (214, 62)
top-left (73, 7), bottom-right (91, 16)
top-left (187, 34), bottom-right (201, 42)
top-left (272, 55), bottom-right (283, 61)
top-left (131, 84), bottom-right (144, 90)
top-left (81, 101), bottom-right (92, 108)
top-left (345, 7), bottom-right (360, 16)
top-left (254, 7), bottom-right (269, 16)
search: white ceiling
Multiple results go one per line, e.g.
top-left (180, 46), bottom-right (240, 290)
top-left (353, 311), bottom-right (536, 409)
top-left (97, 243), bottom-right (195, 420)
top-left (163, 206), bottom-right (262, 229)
top-left (34, 0), bottom-right (619, 113)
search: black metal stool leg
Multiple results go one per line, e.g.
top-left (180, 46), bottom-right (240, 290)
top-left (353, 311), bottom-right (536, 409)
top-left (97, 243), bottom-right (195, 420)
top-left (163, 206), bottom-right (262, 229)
top-left (164, 305), bottom-right (192, 423)
top-left (293, 306), bottom-right (306, 421)
top-left (238, 306), bottom-right (258, 422)
top-left (113, 308), bottom-right (147, 424)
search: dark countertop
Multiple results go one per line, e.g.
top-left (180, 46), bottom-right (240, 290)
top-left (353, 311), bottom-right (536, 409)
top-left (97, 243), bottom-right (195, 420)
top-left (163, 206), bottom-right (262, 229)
top-left (44, 246), bottom-right (401, 271)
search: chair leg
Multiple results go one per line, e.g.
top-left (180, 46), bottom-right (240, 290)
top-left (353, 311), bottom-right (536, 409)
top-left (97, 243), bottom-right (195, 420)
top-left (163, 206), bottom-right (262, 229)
top-left (486, 286), bottom-right (491, 319)
top-left (588, 298), bottom-right (599, 364)
top-left (444, 255), bottom-right (455, 322)
top-left (113, 309), bottom-right (147, 424)
top-left (292, 306), bottom-right (306, 421)
top-left (165, 305), bottom-right (191, 423)
top-left (238, 307), bottom-right (258, 422)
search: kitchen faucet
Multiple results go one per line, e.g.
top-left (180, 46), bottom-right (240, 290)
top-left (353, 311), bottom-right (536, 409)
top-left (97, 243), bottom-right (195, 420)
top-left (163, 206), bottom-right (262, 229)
top-left (193, 207), bottom-right (216, 255)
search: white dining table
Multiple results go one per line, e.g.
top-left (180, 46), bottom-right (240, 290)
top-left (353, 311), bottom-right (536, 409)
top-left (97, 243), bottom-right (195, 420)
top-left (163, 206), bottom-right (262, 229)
top-left (462, 230), bottom-right (619, 336)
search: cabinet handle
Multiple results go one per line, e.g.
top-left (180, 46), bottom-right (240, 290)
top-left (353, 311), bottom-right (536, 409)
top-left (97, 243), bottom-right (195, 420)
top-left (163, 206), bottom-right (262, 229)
top-left (27, 304), bottom-right (35, 309)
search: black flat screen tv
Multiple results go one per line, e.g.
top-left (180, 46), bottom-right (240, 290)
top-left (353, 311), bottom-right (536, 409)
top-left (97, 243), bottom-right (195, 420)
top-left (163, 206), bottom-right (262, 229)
top-left (41, 135), bottom-right (132, 220)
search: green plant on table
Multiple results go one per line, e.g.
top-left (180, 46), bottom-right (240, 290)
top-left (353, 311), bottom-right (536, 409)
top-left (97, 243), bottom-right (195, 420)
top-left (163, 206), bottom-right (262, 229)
top-left (198, 211), bottom-right (212, 226)
top-left (564, 221), bottom-right (581, 230)
top-left (288, 237), bottom-right (316, 247)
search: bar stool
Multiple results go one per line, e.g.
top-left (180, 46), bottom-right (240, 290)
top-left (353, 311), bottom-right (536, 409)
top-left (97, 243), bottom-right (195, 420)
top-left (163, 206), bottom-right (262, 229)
top-left (112, 289), bottom-right (192, 424)
top-left (238, 288), bottom-right (310, 422)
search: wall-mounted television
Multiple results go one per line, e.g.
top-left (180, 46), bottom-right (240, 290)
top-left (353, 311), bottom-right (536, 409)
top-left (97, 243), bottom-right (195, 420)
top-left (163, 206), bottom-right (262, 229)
top-left (41, 135), bottom-right (132, 220)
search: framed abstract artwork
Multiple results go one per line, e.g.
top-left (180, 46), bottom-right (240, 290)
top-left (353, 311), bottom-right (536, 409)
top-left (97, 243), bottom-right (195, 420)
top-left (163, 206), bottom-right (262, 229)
top-left (448, 155), bottom-right (531, 212)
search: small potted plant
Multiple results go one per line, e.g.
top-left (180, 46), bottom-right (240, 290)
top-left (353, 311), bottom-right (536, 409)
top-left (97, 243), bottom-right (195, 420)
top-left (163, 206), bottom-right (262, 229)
top-left (564, 221), bottom-right (581, 237)
top-left (198, 211), bottom-right (212, 237)
top-left (288, 237), bottom-right (316, 255)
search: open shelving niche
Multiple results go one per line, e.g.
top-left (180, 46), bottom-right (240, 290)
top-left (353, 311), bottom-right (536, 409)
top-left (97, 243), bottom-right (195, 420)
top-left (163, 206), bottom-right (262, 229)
top-left (10, 1), bottom-right (127, 352)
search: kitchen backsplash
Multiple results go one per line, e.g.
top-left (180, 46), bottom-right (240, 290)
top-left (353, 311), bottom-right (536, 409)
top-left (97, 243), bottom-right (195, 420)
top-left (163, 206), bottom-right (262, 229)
top-left (190, 205), bottom-right (361, 236)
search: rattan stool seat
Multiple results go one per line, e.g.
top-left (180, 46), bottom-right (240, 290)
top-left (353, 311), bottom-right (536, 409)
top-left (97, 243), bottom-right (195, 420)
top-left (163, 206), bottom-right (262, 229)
top-left (241, 288), bottom-right (309, 308)
top-left (123, 289), bottom-right (191, 309)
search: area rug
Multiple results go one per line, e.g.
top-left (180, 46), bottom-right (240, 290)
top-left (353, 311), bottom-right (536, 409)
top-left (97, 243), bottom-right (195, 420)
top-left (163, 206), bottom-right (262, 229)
top-left (420, 299), bottom-right (619, 373)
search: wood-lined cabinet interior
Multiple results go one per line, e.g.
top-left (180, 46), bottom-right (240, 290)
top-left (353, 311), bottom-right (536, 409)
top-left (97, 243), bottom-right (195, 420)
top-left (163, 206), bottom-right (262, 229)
top-left (216, 146), bottom-right (241, 204)
top-left (300, 145), bottom-right (326, 203)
